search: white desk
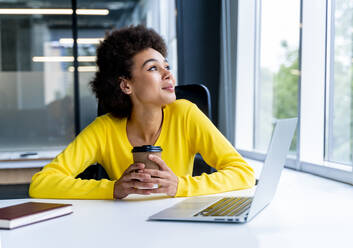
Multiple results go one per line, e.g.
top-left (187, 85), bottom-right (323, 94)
top-left (1, 162), bottom-right (352, 248)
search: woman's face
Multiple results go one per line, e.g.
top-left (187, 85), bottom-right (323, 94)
top-left (122, 48), bottom-right (176, 108)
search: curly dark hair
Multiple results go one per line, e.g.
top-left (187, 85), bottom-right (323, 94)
top-left (90, 25), bottom-right (167, 118)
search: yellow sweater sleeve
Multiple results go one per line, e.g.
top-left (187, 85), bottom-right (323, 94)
top-left (29, 117), bottom-right (116, 199)
top-left (175, 103), bottom-right (255, 197)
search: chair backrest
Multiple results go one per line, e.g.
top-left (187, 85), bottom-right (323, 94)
top-left (175, 84), bottom-right (215, 176)
top-left (175, 83), bottom-right (212, 120)
top-left (78, 83), bottom-right (213, 180)
top-left (98, 83), bottom-right (212, 119)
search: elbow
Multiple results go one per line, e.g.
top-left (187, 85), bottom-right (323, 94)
top-left (28, 178), bottom-right (39, 198)
top-left (247, 172), bottom-right (256, 188)
top-left (28, 183), bottom-right (37, 198)
top-left (28, 172), bottom-right (45, 198)
top-left (242, 164), bottom-right (256, 189)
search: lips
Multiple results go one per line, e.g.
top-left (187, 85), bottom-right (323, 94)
top-left (162, 84), bottom-right (175, 92)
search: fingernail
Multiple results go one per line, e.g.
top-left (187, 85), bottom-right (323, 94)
top-left (148, 154), bottom-right (153, 159)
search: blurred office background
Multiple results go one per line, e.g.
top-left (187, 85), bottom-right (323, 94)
top-left (0, 0), bottom-right (177, 152)
top-left (0, 0), bottom-right (352, 195)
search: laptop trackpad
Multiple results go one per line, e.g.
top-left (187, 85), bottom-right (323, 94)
top-left (155, 197), bottom-right (223, 218)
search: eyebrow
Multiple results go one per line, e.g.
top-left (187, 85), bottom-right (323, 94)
top-left (141, 58), bottom-right (168, 69)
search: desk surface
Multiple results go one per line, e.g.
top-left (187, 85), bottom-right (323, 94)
top-left (1, 161), bottom-right (352, 248)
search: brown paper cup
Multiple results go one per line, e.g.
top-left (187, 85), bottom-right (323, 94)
top-left (132, 146), bottom-right (162, 189)
top-left (132, 151), bottom-right (161, 170)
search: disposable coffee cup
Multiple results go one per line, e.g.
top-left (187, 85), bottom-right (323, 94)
top-left (132, 145), bottom-right (163, 189)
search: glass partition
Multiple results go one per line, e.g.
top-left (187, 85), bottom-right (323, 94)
top-left (0, 0), bottom-right (177, 160)
top-left (0, 0), bottom-right (75, 152)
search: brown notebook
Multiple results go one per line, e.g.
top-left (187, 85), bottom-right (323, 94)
top-left (0, 202), bottom-right (73, 230)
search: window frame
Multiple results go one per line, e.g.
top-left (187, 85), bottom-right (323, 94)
top-left (235, 0), bottom-right (353, 185)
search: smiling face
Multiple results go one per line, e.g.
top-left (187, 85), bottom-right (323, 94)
top-left (120, 48), bottom-right (176, 109)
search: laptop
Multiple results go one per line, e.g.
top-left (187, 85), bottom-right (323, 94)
top-left (149, 118), bottom-right (297, 223)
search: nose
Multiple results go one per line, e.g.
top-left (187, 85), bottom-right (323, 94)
top-left (162, 68), bottom-right (172, 80)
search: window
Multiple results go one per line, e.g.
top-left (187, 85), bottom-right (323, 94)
top-left (255, 0), bottom-right (300, 153)
top-left (235, 0), bottom-right (353, 184)
top-left (326, 0), bottom-right (353, 165)
top-left (0, 0), bottom-right (177, 164)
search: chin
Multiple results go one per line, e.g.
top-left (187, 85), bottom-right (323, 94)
top-left (162, 94), bottom-right (176, 106)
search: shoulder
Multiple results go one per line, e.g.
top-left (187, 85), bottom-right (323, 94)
top-left (85, 113), bottom-right (125, 132)
top-left (96, 113), bottom-right (125, 123)
top-left (165, 99), bottom-right (207, 126)
top-left (166, 99), bottom-right (196, 114)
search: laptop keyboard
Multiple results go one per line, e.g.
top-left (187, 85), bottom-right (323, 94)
top-left (194, 197), bottom-right (253, 217)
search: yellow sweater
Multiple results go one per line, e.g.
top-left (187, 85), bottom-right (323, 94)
top-left (29, 100), bottom-right (255, 199)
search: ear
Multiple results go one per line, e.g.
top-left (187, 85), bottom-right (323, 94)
top-left (119, 77), bottom-right (132, 95)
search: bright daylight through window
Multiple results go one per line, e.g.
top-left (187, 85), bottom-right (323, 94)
top-left (236, 0), bottom-right (353, 184)
top-left (326, 0), bottom-right (353, 166)
top-left (255, 0), bottom-right (300, 154)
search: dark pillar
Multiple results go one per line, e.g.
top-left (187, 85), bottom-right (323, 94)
top-left (176, 0), bottom-right (221, 126)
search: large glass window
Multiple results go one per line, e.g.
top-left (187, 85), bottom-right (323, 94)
top-left (255, 0), bottom-right (300, 153)
top-left (236, 0), bottom-right (352, 184)
top-left (0, 0), bottom-right (177, 161)
top-left (326, 0), bottom-right (353, 165)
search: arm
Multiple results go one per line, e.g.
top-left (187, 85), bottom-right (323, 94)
top-left (29, 117), bottom-right (116, 199)
top-left (175, 103), bottom-right (255, 197)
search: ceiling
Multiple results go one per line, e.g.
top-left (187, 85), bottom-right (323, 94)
top-left (0, 0), bottom-right (141, 29)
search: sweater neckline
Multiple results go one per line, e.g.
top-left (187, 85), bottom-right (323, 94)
top-left (123, 106), bottom-right (167, 150)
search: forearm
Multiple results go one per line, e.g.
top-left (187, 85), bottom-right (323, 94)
top-left (175, 163), bottom-right (255, 197)
top-left (29, 168), bottom-right (115, 200)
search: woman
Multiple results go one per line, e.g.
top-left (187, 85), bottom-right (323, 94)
top-left (29, 25), bottom-right (255, 200)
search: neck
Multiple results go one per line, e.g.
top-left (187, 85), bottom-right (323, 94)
top-left (127, 105), bottom-right (163, 146)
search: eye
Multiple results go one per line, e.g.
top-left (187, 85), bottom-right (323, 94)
top-left (147, 66), bottom-right (157, 71)
top-left (165, 65), bottom-right (171, 70)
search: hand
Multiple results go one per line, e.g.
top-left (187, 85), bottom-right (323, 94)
top-left (138, 154), bottom-right (179, 197)
top-left (113, 163), bottom-right (156, 199)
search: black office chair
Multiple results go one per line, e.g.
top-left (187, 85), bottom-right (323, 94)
top-left (175, 84), bottom-right (215, 176)
top-left (77, 83), bottom-right (215, 180)
top-left (175, 84), bottom-right (211, 119)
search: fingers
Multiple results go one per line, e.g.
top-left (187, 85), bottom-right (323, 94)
top-left (125, 172), bottom-right (151, 182)
top-left (148, 155), bottom-right (170, 171)
top-left (139, 168), bottom-right (168, 179)
top-left (115, 164), bottom-right (157, 199)
top-left (147, 187), bottom-right (165, 194)
top-left (125, 187), bottom-right (153, 196)
top-left (137, 176), bottom-right (165, 185)
top-left (132, 188), bottom-right (154, 195)
top-left (122, 180), bottom-right (156, 190)
top-left (125, 163), bottom-right (145, 174)
top-left (147, 186), bottom-right (176, 196)
top-left (115, 158), bottom-right (177, 199)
